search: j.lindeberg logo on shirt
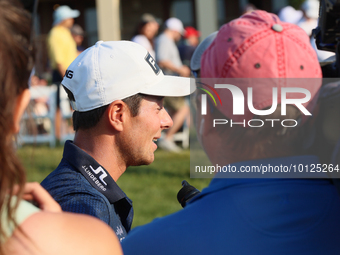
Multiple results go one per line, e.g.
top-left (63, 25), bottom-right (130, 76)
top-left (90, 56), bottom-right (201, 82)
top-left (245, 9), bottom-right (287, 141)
top-left (145, 53), bottom-right (160, 75)
top-left (82, 165), bottom-right (108, 191)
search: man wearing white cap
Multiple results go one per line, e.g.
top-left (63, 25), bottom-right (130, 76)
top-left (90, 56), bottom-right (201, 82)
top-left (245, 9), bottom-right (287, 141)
top-left (297, 0), bottom-right (319, 36)
top-left (155, 17), bottom-right (191, 152)
top-left (155, 17), bottom-right (190, 77)
top-left (41, 41), bottom-right (193, 241)
top-left (48, 5), bottom-right (80, 140)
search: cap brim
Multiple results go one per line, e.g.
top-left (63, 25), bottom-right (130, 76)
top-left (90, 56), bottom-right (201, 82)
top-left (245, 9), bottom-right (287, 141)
top-left (190, 31), bottom-right (218, 71)
top-left (53, 10), bottom-right (80, 26)
top-left (139, 76), bottom-right (196, 97)
top-left (67, 10), bottom-right (80, 20)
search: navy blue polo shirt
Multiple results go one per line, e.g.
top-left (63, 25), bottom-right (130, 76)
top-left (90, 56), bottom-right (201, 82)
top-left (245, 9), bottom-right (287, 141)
top-left (41, 141), bottom-right (133, 241)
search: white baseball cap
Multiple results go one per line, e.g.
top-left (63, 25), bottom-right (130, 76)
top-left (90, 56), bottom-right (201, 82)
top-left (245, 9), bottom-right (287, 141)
top-left (53, 5), bottom-right (80, 26)
top-left (278, 6), bottom-right (303, 24)
top-left (301, 0), bottom-right (319, 19)
top-left (165, 17), bottom-right (184, 35)
top-left (62, 41), bottom-right (194, 112)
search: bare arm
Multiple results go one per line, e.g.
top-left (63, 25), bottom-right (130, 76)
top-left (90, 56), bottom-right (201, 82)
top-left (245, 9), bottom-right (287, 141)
top-left (158, 60), bottom-right (191, 77)
top-left (12, 182), bottom-right (61, 212)
top-left (7, 183), bottom-right (122, 255)
top-left (57, 63), bottom-right (66, 78)
top-left (4, 212), bottom-right (122, 255)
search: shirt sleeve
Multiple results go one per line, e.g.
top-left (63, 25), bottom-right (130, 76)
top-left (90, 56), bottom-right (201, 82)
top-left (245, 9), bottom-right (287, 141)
top-left (155, 36), bottom-right (172, 62)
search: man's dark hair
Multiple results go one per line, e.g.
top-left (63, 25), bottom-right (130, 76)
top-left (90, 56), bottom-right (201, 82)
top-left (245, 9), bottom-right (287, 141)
top-left (63, 86), bottom-right (145, 131)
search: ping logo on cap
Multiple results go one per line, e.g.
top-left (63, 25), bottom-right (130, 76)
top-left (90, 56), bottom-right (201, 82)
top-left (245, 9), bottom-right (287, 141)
top-left (145, 53), bottom-right (160, 75)
top-left (65, 69), bottom-right (74, 79)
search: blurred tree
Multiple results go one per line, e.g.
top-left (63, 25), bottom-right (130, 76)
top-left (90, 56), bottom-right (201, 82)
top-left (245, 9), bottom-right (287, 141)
top-left (289, 0), bottom-right (306, 10)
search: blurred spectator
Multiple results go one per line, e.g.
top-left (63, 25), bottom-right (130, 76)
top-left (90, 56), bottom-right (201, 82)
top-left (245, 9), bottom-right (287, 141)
top-left (71, 24), bottom-right (85, 54)
top-left (178, 26), bottom-right (200, 66)
top-left (297, 0), bottom-right (334, 62)
top-left (30, 74), bottom-right (48, 87)
top-left (242, 3), bottom-right (257, 15)
top-left (132, 13), bottom-right (160, 58)
top-left (47, 5), bottom-right (79, 141)
top-left (155, 17), bottom-right (191, 152)
top-left (30, 75), bottom-right (50, 134)
top-left (155, 17), bottom-right (190, 76)
top-left (297, 0), bottom-right (319, 36)
top-left (278, 5), bottom-right (303, 24)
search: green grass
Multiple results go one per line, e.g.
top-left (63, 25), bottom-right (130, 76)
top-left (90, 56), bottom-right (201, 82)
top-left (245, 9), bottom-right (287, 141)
top-left (17, 145), bottom-right (211, 228)
top-left (17, 145), bottom-right (64, 183)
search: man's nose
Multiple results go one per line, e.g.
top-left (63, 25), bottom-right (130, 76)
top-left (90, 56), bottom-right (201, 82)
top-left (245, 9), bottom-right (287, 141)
top-left (160, 108), bottom-right (173, 129)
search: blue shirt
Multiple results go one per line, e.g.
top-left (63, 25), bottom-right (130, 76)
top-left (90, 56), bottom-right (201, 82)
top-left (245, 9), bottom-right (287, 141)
top-left (122, 156), bottom-right (340, 254)
top-left (41, 141), bottom-right (133, 241)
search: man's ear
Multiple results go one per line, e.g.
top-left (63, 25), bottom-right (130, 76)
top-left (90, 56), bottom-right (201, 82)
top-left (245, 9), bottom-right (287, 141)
top-left (107, 100), bottom-right (130, 132)
top-left (13, 88), bottom-right (30, 134)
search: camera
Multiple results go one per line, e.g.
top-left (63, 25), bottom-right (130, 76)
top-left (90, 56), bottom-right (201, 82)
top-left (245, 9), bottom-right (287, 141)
top-left (314, 0), bottom-right (340, 76)
top-left (310, 0), bottom-right (340, 180)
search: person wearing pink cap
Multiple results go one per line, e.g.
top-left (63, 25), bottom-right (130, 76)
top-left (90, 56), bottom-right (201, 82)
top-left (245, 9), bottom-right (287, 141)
top-left (178, 26), bottom-right (201, 67)
top-left (122, 10), bottom-right (340, 255)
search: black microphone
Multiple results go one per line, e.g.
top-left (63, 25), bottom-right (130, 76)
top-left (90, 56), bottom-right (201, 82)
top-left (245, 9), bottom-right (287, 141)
top-left (177, 180), bottom-right (201, 208)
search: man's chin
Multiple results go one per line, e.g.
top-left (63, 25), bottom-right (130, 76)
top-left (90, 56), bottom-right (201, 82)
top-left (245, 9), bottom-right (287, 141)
top-left (130, 155), bottom-right (155, 166)
top-left (143, 156), bottom-right (155, 166)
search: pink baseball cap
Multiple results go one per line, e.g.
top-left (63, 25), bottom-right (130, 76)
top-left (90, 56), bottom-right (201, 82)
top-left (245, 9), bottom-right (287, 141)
top-left (201, 10), bottom-right (322, 122)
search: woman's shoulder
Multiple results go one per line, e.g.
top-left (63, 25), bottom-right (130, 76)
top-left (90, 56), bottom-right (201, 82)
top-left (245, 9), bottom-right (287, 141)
top-left (4, 210), bottom-right (122, 255)
top-left (1, 197), bottom-right (40, 241)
